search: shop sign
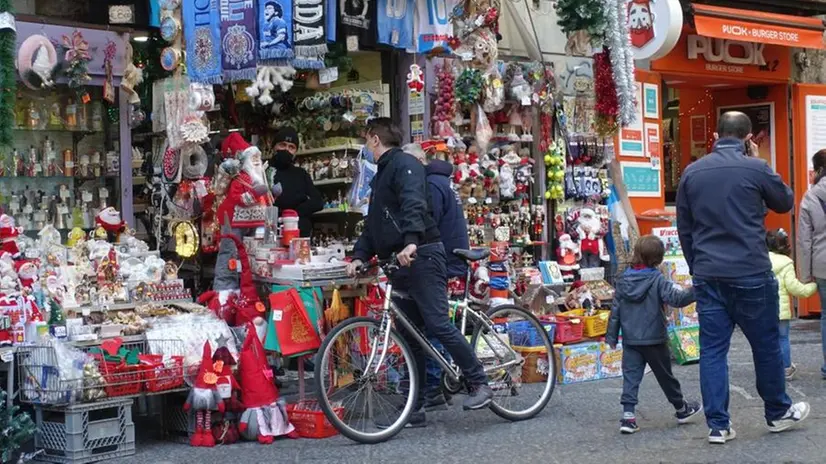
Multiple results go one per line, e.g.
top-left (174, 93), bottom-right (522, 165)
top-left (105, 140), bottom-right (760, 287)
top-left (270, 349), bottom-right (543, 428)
top-left (688, 35), bottom-right (767, 72)
top-left (108, 5), bottom-right (135, 24)
top-left (627, 0), bottom-right (683, 61)
top-left (693, 6), bottom-right (826, 50)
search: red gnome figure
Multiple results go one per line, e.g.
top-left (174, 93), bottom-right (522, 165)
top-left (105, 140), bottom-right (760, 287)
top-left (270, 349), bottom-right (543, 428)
top-left (183, 341), bottom-right (225, 447)
top-left (238, 323), bottom-right (297, 444)
top-left (211, 345), bottom-right (242, 445)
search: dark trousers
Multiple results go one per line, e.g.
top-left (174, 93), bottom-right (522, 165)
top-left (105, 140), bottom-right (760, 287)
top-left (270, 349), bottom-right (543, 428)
top-left (391, 243), bottom-right (487, 409)
top-left (695, 272), bottom-right (792, 430)
top-left (621, 343), bottom-right (685, 412)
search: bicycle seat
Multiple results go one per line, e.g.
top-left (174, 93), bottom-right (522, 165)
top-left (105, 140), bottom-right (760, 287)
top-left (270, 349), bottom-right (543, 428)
top-left (452, 248), bottom-right (490, 262)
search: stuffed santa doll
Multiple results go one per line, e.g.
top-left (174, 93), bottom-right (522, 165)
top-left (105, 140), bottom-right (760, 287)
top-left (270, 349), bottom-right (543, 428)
top-left (211, 345), bottom-right (242, 445)
top-left (183, 341), bottom-right (225, 447)
top-left (575, 208), bottom-right (610, 269)
top-left (557, 233), bottom-right (581, 283)
top-left (94, 207), bottom-right (127, 242)
top-left (15, 260), bottom-right (39, 290)
top-left (0, 215), bottom-right (21, 258)
top-left (238, 323), bottom-right (297, 444)
top-left (216, 134), bottom-right (272, 231)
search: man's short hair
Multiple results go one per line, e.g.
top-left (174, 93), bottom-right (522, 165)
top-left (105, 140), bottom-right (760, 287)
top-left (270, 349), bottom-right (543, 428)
top-left (265, 1), bottom-right (281, 15)
top-left (366, 117), bottom-right (403, 148)
top-left (402, 143), bottom-right (426, 163)
top-left (717, 111), bottom-right (752, 140)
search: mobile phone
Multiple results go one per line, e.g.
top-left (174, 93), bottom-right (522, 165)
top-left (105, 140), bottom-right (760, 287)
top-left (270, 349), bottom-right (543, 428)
top-left (743, 141), bottom-right (751, 156)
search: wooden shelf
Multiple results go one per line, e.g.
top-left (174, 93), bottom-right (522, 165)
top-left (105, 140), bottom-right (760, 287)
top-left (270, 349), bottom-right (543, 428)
top-left (296, 144), bottom-right (363, 157)
top-left (314, 177), bottom-right (353, 186)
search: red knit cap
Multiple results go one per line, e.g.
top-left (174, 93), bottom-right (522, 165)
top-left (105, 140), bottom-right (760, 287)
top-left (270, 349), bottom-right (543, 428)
top-left (239, 323), bottom-right (279, 408)
top-left (221, 133), bottom-right (251, 159)
top-left (194, 341), bottom-right (218, 389)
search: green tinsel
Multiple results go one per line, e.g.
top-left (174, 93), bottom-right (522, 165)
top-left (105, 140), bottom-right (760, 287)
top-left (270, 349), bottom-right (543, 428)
top-left (555, 0), bottom-right (607, 43)
top-left (0, 0), bottom-right (17, 149)
top-left (455, 68), bottom-right (484, 106)
top-left (0, 390), bottom-right (36, 464)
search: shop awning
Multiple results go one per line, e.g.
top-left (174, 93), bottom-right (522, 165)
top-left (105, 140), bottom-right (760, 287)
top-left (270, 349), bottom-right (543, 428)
top-left (691, 4), bottom-right (826, 49)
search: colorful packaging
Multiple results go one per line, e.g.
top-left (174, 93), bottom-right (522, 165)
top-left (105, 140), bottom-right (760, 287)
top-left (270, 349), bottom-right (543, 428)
top-left (556, 341), bottom-right (600, 384)
top-left (598, 341), bottom-right (623, 379)
top-left (669, 326), bottom-right (700, 365)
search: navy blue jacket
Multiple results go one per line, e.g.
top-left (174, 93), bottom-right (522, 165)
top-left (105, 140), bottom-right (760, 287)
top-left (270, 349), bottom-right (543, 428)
top-left (353, 148), bottom-right (440, 262)
top-left (426, 160), bottom-right (469, 278)
top-left (606, 268), bottom-right (695, 346)
top-left (676, 137), bottom-right (794, 279)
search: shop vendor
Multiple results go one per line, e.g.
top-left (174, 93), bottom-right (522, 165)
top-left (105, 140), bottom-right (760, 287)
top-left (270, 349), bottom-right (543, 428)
top-left (267, 127), bottom-right (323, 237)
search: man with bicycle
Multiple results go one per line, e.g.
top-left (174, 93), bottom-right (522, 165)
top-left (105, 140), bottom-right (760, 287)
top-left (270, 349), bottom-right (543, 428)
top-left (346, 119), bottom-right (493, 427)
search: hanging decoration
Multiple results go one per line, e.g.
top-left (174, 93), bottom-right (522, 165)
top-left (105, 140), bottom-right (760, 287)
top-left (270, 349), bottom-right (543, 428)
top-left (0, 0), bottom-right (16, 148)
top-left (220, 0), bottom-right (257, 82)
top-left (593, 49), bottom-right (619, 136)
top-left (183, 0), bottom-right (223, 83)
top-left (102, 40), bottom-right (117, 104)
top-left (246, 65), bottom-right (296, 105)
top-left (603, 0), bottom-right (636, 127)
top-left (292, 0), bottom-right (328, 69)
top-left (455, 68), bottom-right (484, 106)
top-left (258, 0), bottom-right (293, 60)
top-left (61, 30), bottom-right (92, 102)
top-left (555, 0), bottom-right (606, 54)
top-left (17, 34), bottom-right (58, 90)
top-left (121, 42), bottom-right (145, 105)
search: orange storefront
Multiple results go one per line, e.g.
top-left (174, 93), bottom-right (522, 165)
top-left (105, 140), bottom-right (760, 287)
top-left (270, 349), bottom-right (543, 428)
top-left (635, 4), bottom-right (826, 315)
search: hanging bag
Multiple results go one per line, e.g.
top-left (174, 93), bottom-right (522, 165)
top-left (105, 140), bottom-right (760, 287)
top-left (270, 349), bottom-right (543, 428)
top-left (347, 147), bottom-right (377, 215)
top-left (267, 289), bottom-right (321, 358)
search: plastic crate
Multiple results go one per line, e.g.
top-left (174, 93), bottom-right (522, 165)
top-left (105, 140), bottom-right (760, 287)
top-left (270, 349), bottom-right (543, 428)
top-left (33, 398), bottom-right (135, 464)
top-left (552, 318), bottom-right (583, 344)
top-left (286, 400), bottom-right (343, 439)
top-left (558, 310), bottom-right (609, 339)
top-left (140, 355), bottom-right (184, 392)
top-left (97, 361), bottom-right (143, 398)
top-left (508, 320), bottom-right (554, 347)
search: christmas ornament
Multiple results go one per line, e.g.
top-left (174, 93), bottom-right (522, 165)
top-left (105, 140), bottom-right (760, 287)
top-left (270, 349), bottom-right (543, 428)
top-left (17, 34), bottom-right (57, 90)
top-left (593, 49), bottom-right (619, 136)
top-left (61, 30), bottom-right (92, 101)
top-left (455, 68), bottom-right (484, 106)
top-left (555, 0), bottom-right (607, 46)
top-left (604, 0), bottom-right (637, 127)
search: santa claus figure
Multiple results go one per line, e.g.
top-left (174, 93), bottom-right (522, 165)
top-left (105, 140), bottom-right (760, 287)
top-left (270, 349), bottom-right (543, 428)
top-left (237, 323), bottom-right (296, 444)
top-left (628, 0), bottom-right (655, 49)
top-left (576, 208), bottom-right (610, 269)
top-left (15, 260), bottom-right (39, 290)
top-left (0, 215), bottom-right (21, 258)
top-left (557, 234), bottom-right (581, 283)
top-left (211, 344), bottom-right (242, 445)
top-left (94, 207), bottom-right (127, 242)
top-left (183, 341), bottom-right (225, 447)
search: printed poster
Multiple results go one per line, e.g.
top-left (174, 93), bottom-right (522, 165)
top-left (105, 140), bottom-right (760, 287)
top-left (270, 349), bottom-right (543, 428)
top-left (805, 95), bottom-right (826, 188)
top-left (621, 161), bottom-right (661, 198)
top-left (619, 82), bottom-right (645, 157)
top-left (718, 103), bottom-right (775, 169)
top-left (643, 83), bottom-right (659, 119)
top-left (645, 123), bottom-right (661, 170)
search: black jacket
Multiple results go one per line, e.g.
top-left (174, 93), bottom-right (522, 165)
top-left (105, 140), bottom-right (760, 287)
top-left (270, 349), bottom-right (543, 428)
top-left (606, 268), bottom-right (695, 346)
top-left (353, 148), bottom-right (441, 261)
top-left (271, 162), bottom-right (324, 237)
top-left (426, 160), bottom-right (469, 278)
top-left (676, 137), bottom-right (794, 278)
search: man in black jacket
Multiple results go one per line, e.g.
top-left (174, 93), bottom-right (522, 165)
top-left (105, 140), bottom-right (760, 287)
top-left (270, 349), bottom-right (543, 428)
top-left (268, 127), bottom-right (324, 237)
top-left (347, 119), bottom-right (492, 427)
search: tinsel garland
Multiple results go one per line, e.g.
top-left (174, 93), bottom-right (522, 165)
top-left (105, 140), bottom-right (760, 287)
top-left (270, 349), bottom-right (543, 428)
top-left (554, 0), bottom-right (607, 43)
top-left (0, 0), bottom-right (16, 148)
top-left (593, 49), bottom-right (619, 136)
top-left (603, 0), bottom-right (636, 127)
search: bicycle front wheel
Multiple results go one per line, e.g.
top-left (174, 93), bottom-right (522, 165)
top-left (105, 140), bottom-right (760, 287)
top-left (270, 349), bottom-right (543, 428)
top-left (470, 304), bottom-right (556, 421)
top-left (314, 317), bottom-right (418, 444)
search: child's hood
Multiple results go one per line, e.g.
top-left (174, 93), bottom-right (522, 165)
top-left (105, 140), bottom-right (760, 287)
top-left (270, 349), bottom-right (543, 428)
top-left (616, 268), bottom-right (660, 303)
top-left (769, 252), bottom-right (794, 275)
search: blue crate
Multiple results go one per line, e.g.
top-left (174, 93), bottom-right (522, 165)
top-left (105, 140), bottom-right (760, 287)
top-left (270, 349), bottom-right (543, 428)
top-left (509, 320), bottom-right (554, 347)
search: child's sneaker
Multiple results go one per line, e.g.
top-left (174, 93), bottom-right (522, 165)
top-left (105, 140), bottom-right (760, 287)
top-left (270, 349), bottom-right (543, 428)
top-left (708, 426), bottom-right (736, 444)
top-left (785, 364), bottom-right (797, 381)
top-left (675, 401), bottom-right (703, 424)
top-left (767, 402), bottom-right (810, 433)
top-left (619, 418), bottom-right (639, 434)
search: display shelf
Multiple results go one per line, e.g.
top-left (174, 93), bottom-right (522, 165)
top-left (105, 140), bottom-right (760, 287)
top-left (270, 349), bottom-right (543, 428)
top-left (66, 299), bottom-right (193, 315)
top-left (296, 144), bottom-right (363, 157)
top-left (314, 177), bottom-right (353, 186)
top-left (314, 208), bottom-right (362, 215)
top-left (254, 275), bottom-right (371, 288)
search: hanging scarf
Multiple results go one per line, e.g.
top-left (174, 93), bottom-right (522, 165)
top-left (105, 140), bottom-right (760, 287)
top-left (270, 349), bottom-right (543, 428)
top-left (326, 0), bottom-right (336, 42)
top-left (183, 0), bottom-right (223, 84)
top-left (292, 0), bottom-right (327, 69)
top-left (258, 0), bottom-right (294, 60)
top-left (220, 0), bottom-right (257, 82)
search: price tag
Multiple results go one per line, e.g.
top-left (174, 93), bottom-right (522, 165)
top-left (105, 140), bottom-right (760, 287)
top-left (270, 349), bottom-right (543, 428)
top-left (99, 188), bottom-right (109, 199)
top-left (82, 191), bottom-right (93, 202)
top-left (346, 35), bottom-right (359, 52)
top-left (217, 381), bottom-right (232, 398)
top-left (319, 67), bottom-right (339, 85)
top-left (58, 205), bottom-right (69, 215)
top-left (65, 161), bottom-right (75, 168)
top-left (272, 310), bottom-right (283, 321)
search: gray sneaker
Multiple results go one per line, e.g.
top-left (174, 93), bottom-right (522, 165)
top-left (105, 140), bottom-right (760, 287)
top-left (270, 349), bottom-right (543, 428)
top-left (767, 402), bottom-right (810, 433)
top-left (463, 384), bottom-right (493, 411)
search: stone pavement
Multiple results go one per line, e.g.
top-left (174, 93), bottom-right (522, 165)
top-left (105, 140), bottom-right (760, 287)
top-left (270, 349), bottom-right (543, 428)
top-left (117, 320), bottom-right (826, 464)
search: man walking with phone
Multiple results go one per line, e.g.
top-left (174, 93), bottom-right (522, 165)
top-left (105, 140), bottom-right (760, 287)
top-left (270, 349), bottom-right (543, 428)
top-left (676, 111), bottom-right (809, 444)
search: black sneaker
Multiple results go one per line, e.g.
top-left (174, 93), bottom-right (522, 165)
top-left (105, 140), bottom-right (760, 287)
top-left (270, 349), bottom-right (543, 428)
top-left (375, 408), bottom-right (426, 429)
top-left (708, 427), bottom-right (736, 444)
top-left (463, 384), bottom-right (493, 411)
top-left (675, 401), bottom-right (703, 424)
top-left (424, 392), bottom-right (451, 411)
top-left (620, 418), bottom-right (639, 434)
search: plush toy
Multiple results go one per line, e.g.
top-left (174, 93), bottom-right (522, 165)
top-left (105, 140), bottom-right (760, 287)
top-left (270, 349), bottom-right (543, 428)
top-left (219, 232), bottom-right (267, 336)
top-left (15, 260), bottom-right (39, 290)
top-left (557, 233), bottom-right (581, 283)
top-left (211, 344), bottom-right (242, 445)
top-left (237, 323), bottom-right (297, 444)
top-left (0, 215), bottom-right (21, 258)
top-left (246, 66), bottom-right (297, 106)
top-left (95, 207), bottom-right (127, 242)
top-left (575, 208), bottom-right (610, 269)
top-left (183, 341), bottom-right (225, 447)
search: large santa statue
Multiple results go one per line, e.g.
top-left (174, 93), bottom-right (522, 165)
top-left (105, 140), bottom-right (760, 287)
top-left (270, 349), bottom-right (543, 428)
top-left (575, 208), bottom-right (610, 269)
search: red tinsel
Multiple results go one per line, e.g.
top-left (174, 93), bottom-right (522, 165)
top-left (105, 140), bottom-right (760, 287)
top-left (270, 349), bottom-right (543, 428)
top-left (593, 48), bottom-right (619, 134)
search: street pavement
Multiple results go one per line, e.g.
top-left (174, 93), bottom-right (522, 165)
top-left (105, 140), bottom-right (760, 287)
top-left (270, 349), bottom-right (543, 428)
top-left (118, 320), bottom-right (826, 464)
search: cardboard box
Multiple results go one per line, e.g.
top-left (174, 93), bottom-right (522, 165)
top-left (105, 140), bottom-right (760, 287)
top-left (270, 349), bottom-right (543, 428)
top-left (555, 341), bottom-right (600, 384)
top-left (598, 341), bottom-right (623, 379)
top-left (669, 326), bottom-right (700, 365)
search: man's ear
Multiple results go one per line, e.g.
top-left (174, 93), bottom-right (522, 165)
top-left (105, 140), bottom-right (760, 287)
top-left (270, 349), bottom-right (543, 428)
top-left (712, 132), bottom-right (719, 141)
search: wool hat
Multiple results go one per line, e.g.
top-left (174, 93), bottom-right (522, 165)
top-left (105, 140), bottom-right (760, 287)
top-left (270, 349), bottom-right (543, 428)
top-left (221, 133), bottom-right (251, 159)
top-left (238, 323), bottom-right (279, 409)
top-left (193, 341), bottom-right (219, 390)
top-left (273, 127), bottom-right (299, 146)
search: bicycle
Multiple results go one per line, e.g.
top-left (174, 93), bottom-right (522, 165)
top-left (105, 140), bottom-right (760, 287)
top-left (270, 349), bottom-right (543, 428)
top-left (313, 249), bottom-right (557, 444)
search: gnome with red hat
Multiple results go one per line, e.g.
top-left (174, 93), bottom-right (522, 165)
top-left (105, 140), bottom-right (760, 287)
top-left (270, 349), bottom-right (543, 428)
top-left (0, 215), bottom-right (22, 258)
top-left (183, 341), bottom-right (225, 447)
top-left (238, 323), bottom-right (296, 444)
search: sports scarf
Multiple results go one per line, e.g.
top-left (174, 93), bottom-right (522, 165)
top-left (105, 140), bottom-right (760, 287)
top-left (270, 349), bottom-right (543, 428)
top-left (220, 0), bottom-right (258, 82)
top-left (292, 0), bottom-right (327, 69)
top-left (183, 0), bottom-right (223, 84)
top-left (258, 0), bottom-right (294, 60)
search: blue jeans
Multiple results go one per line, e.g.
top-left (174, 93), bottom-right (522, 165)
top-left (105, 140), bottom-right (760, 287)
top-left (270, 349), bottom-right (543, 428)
top-left (778, 320), bottom-right (791, 369)
top-left (694, 272), bottom-right (792, 430)
top-left (818, 279), bottom-right (826, 377)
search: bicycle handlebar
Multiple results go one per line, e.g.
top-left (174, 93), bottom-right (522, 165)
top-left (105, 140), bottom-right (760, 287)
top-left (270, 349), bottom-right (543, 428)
top-left (355, 254), bottom-right (414, 276)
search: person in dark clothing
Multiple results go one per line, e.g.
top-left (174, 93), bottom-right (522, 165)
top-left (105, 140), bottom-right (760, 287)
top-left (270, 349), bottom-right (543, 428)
top-left (677, 111), bottom-right (808, 444)
top-left (347, 119), bottom-right (492, 429)
top-left (606, 235), bottom-right (702, 435)
top-left (268, 127), bottom-right (323, 237)
top-left (404, 143), bottom-right (470, 411)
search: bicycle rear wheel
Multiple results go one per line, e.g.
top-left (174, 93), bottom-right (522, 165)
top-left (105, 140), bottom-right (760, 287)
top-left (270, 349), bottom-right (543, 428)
top-left (470, 304), bottom-right (556, 421)
top-left (314, 316), bottom-right (418, 444)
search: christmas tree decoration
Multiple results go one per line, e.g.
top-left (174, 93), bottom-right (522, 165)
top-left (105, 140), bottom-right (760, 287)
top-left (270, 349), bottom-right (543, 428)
top-left (61, 30), bottom-right (92, 102)
top-left (593, 49), bottom-right (619, 136)
top-left (0, 0), bottom-right (15, 149)
top-left (0, 390), bottom-right (36, 464)
top-left (455, 68), bottom-right (484, 106)
top-left (603, 0), bottom-right (637, 127)
top-left (555, 0), bottom-right (606, 45)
